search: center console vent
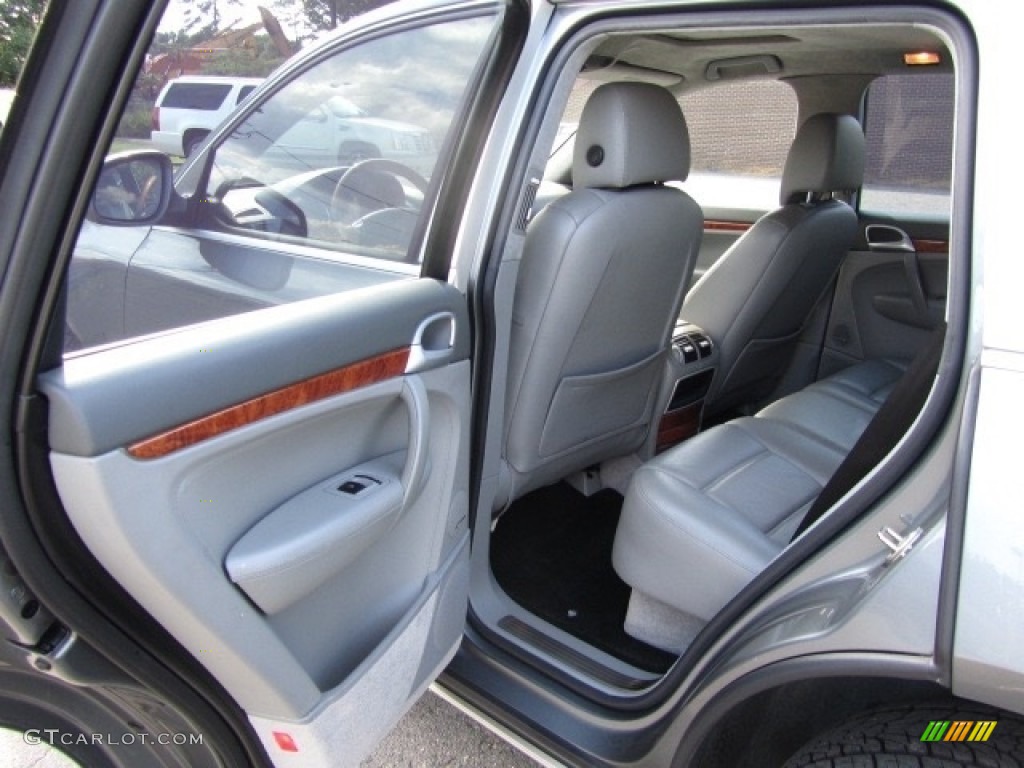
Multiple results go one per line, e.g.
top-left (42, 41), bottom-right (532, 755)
top-left (672, 328), bottom-right (713, 364)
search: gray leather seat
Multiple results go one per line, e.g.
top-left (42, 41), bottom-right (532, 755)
top-left (501, 82), bottom-right (703, 504)
top-left (612, 358), bottom-right (905, 653)
top-left (682, 113), bottom-right (866, 417)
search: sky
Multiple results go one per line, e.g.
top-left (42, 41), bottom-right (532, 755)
top-left (159, 1), bottom-right (250, 32)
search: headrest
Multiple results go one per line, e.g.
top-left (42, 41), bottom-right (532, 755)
top-left (573, 82), bottom-right (691, 189)
top-left (780, 113), bottom-right (865, 204)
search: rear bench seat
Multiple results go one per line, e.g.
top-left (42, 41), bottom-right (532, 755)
top-left (611, 358), bottom-right (906, 653)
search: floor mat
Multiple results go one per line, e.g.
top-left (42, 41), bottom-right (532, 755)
top-left (490, 482), bottom-right (676, 673)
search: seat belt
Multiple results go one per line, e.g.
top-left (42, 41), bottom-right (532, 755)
top-left (791, 321), bottom-right (947, 541)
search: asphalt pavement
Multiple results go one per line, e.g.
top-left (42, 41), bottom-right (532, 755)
top-left (363, 690), bottom-right (541, 768)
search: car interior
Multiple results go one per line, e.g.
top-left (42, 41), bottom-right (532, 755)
top-left (35, 8), bottom-right (961, 754)
top-left (479, 17), bottom-right (956, 687)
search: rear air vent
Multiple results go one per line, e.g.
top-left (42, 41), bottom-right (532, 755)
top-left (673, 334), bottom-right (700, 364)
top-left (689, 332), bottom-right (713, 358)
top-left (672, 329), bottom-right (713, 363)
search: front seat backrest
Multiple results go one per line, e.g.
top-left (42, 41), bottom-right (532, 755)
top-left (682, 113), bottom-right (865, 417)
top-left (501, 82), bottom-right (703, 503)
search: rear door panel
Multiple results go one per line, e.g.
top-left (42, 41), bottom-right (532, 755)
top-left (821, 219), bottom-right (949, 375)
top-left (30, 3), bottom-right (515, 761)
top-left (821, 70), bottom-right (955, 374)
top-left (42, 279), bottom-right (472, 762)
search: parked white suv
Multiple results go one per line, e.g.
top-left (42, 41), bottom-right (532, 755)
top-left (273, 94), bottom-right (436, 173)
top-left (150, 75), bottom-right (262, 157)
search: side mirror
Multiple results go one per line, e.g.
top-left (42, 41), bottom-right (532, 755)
top-left (90, 151), bottom-right (175, 225)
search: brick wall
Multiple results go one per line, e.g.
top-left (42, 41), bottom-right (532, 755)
top-left (562, 73), bottom-right (953, 190)
top-left (681, 81), bottom-right (795, 176)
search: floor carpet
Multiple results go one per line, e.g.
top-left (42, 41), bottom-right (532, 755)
top-left (490, 482), bottom-right (675, 673)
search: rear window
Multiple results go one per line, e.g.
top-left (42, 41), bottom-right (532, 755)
top-left (679, 80), bottom-right (797, 212)
top-left (237, 85), bottom-right (258, 105)
top-left (860, 72), bottom-right (954, 218)
top-left (160, 83), bottom-right (232, 110)
top-left (555, 79), bottom-right (797, 213)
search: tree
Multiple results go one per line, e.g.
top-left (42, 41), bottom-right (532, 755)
top-left (0, 0), bottom-right (48, 87)
top-left (203, 41), bottom-right (286, 77)
top-left (275, 0), bottom-right (396, 35)
top-left (150, 28), bottom-right (216, 56)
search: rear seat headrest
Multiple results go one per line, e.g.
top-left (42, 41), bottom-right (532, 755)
top-left (573, 82), bottom-right (691, 190)
top-left (780, 113), bottom-right (865, 204)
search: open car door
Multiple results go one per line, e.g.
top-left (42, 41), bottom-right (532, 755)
top-left (1, 2), bottom-right (521, 766)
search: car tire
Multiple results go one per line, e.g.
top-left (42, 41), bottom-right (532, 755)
top-left (783, 703), bottom-right (1024, 767)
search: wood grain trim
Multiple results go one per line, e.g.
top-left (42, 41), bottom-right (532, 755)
top-left (127, 347), bottom-right (410, 460)
top-left (704, 219), bottom-right (753, 234)
top-left (656, 402), bottom-right (702, 453)
top-left (912, 238), bottom-right (949, 254)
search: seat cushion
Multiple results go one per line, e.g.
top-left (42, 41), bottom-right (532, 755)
top-left (612, 358), bottom-right (905, 623)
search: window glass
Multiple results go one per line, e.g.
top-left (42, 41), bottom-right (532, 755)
top-left (860, 72), bottom-right (954, 218)
top-left (204, 19), bottom-right (488, 260)
top-left (678, 81), bottom-right (797, 212)
top-left (161, 82), bottom-right (232, 110)
top-left (553, 78), bottom-right (797, 213)
top-left (65, 7), bottom-right (496, 354)
top-left (237, 85), bottom-right (257, 104)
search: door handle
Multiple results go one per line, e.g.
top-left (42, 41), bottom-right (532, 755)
top-left (400, 375), bottom-right (429, 507)
top-left (865, 223), bottom-right (915, 253)
top-left (406, 312), bottom-right (456, 373)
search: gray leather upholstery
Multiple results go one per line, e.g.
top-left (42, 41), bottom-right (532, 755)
top-left (612, 359), bottom-right (904, 649)
top-left (780, 113), bottom-right (866, 204)
top-left (682, 113), bottom-right (865, 417)
top-left (502, 82), bottom-right (703, 502)
top-left (573, 82), bottom-right (691, 189)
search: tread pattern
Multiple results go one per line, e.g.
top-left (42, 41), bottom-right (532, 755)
top-left (784, 704), bottom-right (1024, 768)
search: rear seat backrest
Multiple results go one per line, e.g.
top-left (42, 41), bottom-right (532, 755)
top-left (681, 113), bottom-right (866, 418)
